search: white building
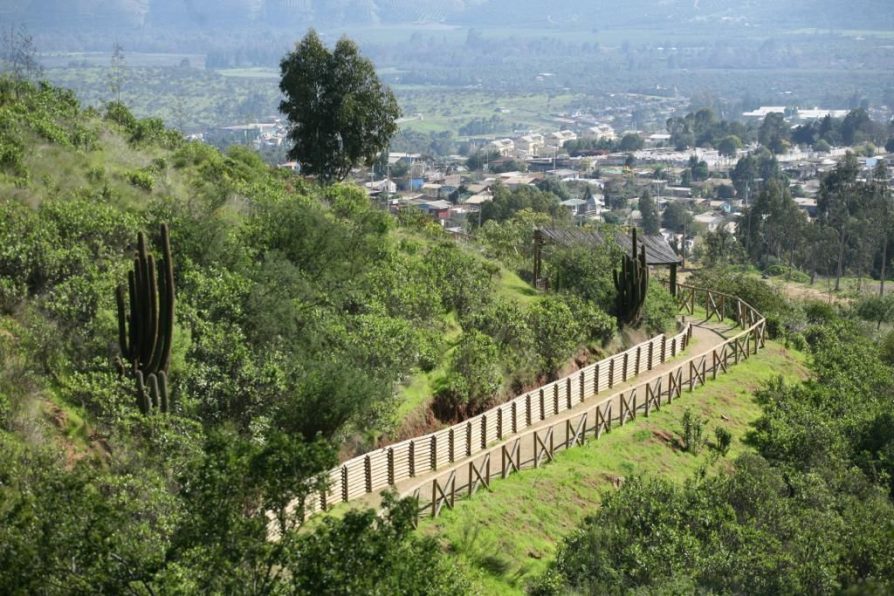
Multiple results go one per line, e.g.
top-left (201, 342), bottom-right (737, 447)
top-left (487, 138), bottom-right (515, 156)
top-left (582, 124), bottom-right (616, 141)
top-left (515, 133), bottom-right (545, 157)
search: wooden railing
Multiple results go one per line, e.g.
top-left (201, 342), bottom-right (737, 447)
top-left (298, 308), bottom-right (699, 517)
top-left (402, 283), bottom-right (766, 519)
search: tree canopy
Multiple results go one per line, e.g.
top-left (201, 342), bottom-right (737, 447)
top-left (279, 30), bottom-right (400, 184)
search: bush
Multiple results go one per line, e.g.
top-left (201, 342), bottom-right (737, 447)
top-left (642, 283), bottom-right (677, 334)
top-left (804, 301), bottom-right (837, 324)
top-left (714, 426), bottom-right (732, 456)
top-left (528, 296), bottom-right (581, 378)
top-left (127, 169), bottom-right (154, 191)
top-left (682, 407), bottom-right (705, 454)
top-left (882, 330), bottom-right (894, 366)
top-left (436, 330), bottom-right (502, 416)
top-left (561, 294), bottom-right (615, 345)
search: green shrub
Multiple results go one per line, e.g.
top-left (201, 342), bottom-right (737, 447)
top-left (641, 283), bottom-right (677, 334)
top-left (436, 330), bottom-right (502, 415)
top-left (127, 169), bottom-right (154, 191)
top-left (714, 426), bottom-right (732, 456)
top-left (682, 407), bottom-right (705, 454)
top-left (882, 330), bottom-right (894, 366)
top-left (561, 294), bottom-right (615, 345)
top-left (804, 301), bottom-right (837, 324)
top-left (764, 263), bottom-right (810, 283)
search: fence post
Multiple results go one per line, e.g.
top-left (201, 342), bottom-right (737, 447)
top-left (648, 342), bottom-right (654, 370)
top-left (387, 448), bottom-right (394, 486)
top-left (341, 466), bottom-right (348, 502)
top-left (579, 371), bottom-right (585, 403)
top-left (448, 428), bottom-right (455, 462)
top-left (512, 400), bottom-right (518, 433)
top-left (539, 388), bottom-right (546, 421)
top-left (635, 346), bottom-right (641, 375)
top-left (609, 358), bottom-right (615, 387)
top-left (480, 416), bottom-right (487, 450)
top-left (623, 352), bottom-right (629, 381)
top-left (431, 435), bottom-right (437, 470)
top-left (661, 335), bottom-right (667, 362)
top-left (497, 409), bottom-right (503, 439)
top-left (364, 456), bottom-right (372, 493)
top-left (567, 378), bottom-right (573, 409)
top-left (526, 394), bottom-right (532, 427)
top-left (594, 363), bottom-right (600, 394)
top-left (466, 422), bottom-right (472, 457)
top-left (409, 441), bottom-right (415, 477)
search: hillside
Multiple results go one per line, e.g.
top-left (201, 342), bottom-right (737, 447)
top-left (422, 340), bottom-right (808, 593)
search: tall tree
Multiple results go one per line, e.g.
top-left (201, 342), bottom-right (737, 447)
top-left (759, 112), bottom-right (790, 154)
top-left (817, 152), bottom-right (863, 291)
top-left (108, 41), bottom-right (126, 104)
top-left (638, 189), bottom-right (660, 235)
top-left (872, 160), bottom-right (891, 295)
top-left (1, 24), bottom-right (42, 84)
top-left (279, 30), bottom-right (400, 184)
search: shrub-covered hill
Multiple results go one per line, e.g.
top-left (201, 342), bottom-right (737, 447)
top-left (0, 77), bottom-right (676, 592)
top-left (0, 78), bottom-right (532, 592)
top-left (0, 76), bottom-right (676, 455)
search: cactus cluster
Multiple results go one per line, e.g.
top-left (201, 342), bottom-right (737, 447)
top-left (613, 227), bottom-right (649, 327)
top-left (115, 223), bottom-right (175, 414)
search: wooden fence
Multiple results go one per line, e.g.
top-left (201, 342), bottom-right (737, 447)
top-left (297, 295), bottom-right (718, 517)
top-left (402, 284), bottom-right (766, 519)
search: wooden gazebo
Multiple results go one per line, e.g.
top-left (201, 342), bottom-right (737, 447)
top-left (532, 226), bottom-right (683, 295)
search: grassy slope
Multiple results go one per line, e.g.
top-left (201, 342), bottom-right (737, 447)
top-left (420, 340), bottom-right (808, 594)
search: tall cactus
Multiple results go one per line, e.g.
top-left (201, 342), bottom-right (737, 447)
top-left (613, 227), bottom-right (649, 327)
top-left (115, 223), bottom-right (175, 414)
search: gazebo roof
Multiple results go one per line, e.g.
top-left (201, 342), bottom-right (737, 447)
top-left (536, 227), bottom-right (681, 266)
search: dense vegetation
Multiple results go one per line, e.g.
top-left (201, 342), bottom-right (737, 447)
top-left (0, 78), bottom-right (673, 592)
top-left (532, 296), bottom-right (894, 594)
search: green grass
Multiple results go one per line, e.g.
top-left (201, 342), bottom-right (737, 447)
top-left (420, 341), bottom-right (808, 594)
top-left (395, 312), bottom-right (462, 421)
top-left (495, 269), bottom-right (539, 307)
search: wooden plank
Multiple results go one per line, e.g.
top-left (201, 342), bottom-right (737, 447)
top-left (502, 439), bottom-right (520, 479)
top-left (620, 389), bottom-right (637, 425)
top-left (468, 454), bottom-right (491, 497)
top-left (595, 402), bottom-right (612, 438)
top-left (579, 371), bottom-right (585, 404)
top-left (645, 378), bottom-right (661, 415)
top-left (533, 427), bottom-right (555, 468)
top-left (566, 412), bottom-right (587, 448)
top-left (431, 470), bottom-right (456, 518)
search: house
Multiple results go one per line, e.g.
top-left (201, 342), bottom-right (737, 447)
top-left (421, 183), bottom-right (443, 199)
top-left (694, 212), bottom-right (725, 232)
top-left (582, 124), bottom-right (616, 141)
top-left (516, 133), bottom-right (545, 157)
top-left (582, 187), bottom-right (605, 214)
top-left (364, 178), bottom-right (397, 195)
top-left (560, 198), bottom-right (588, 216)
top-left (547, 130), bottom-right (578, 150)
top-left (419, 200), bottom-right (452, 222)
top-left (498, 172), bottom-right (539, 189)
top-left (487, 138), bottom-right (515, 157)
top-left (465, 189), bottom-right (493, 206)
top-left (794, 197), bottom-right (818, 218)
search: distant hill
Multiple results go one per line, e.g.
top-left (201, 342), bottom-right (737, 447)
top-left (6, 0), bottom-right (894, 32)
